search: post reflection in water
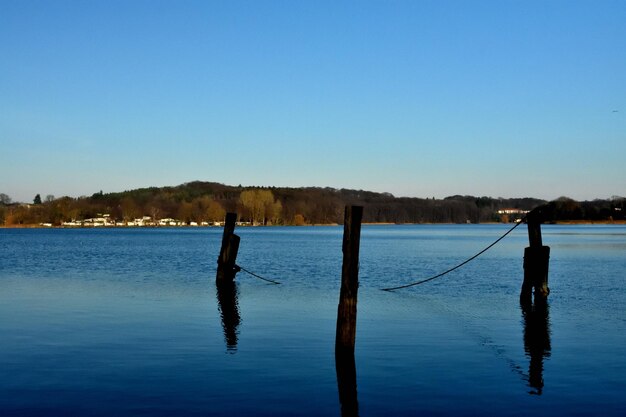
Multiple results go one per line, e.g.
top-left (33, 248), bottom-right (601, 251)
top-left (216, 280), bottom-right (241, 352)
top-left (521, 301), bottom-right (551, 395)
top-left (335, 349), bottom-right (359, 417)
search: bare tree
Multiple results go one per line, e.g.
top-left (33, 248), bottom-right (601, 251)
top-left (239, 189), bottom-right (279, 225)
top-left (206, 200), bottom-right (226, 222)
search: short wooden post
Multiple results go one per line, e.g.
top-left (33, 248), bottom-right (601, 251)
top-left (336, 205), bottom-right (363, 352)
top-left (521, 209), bottom-right (550, 304)
top-left (216, 213), bottom-right (241, 282)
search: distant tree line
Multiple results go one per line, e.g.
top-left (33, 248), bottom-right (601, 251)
top-left (540, 196), bottom-right (626, 223)
top-left (0, 182), bottom-right (624, 226)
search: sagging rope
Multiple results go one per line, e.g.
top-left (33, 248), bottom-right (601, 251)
top-left (237, 264), bottom-right (281, 285)
top-left (381, 218), bottom-right (526, 291)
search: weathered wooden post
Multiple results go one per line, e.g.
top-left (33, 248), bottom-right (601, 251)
top-left (216, 212), bottom-right (241, 282)
top-left (521, 208), bottom-right (550, 304)
top-left (336, 205), bottom-right (363, 352)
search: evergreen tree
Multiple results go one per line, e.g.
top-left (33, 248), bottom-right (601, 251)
top-left (33, 194), bottom-right (42, 205)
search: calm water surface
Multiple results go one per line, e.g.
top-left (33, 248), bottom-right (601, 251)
top-left (1, 225), bottom-right (625, 416)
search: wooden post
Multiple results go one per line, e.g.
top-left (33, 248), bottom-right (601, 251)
top-left (521, 209), bottom-right (550, 304)
top-left (336, 205), bottom-right (363, 352)
top-left (528, 217), bottom-right (543, 247)
top-left (216, 213), bottom-right (241, 282)
top-left (219, 212), bottom-right (237, 258)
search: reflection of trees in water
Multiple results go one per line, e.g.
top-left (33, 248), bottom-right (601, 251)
top-left (521, 301), bottom-right (551, 395)
top-left (216, 281), bottom-right (241, 352)
top-left (335, 349), bottom-right (359, 417)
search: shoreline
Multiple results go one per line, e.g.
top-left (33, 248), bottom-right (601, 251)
top-left (2, 220), bottom-right (625, 229)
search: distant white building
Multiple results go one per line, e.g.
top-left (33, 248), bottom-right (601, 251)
top-left (158, 218), bottom-right (183, 226)
top-left (62, 221), bottom-right (81, 227)
top-left (497, 208), bottom-right (529, 215)
top-left (131, 216), bottom-right (154, 226)
top-left (84, 217), bottom-right (113, 227)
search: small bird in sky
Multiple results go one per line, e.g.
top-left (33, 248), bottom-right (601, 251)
top-left (612, 110), bottom-right (619, 112)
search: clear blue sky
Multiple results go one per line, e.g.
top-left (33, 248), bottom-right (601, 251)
top-left (1, 0), bottom-right (624, 203)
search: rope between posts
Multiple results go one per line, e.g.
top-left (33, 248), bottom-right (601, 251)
top-left (237, 264), bottom-right (281, 285)
top-left (381, 218), bottom-right (526, 291)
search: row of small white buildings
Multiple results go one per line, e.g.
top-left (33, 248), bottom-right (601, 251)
top-left (496, 208), bottom-right (530, 223)
top-left (56, 215), bottom-right (226, 228)
top-left (496, 208), bottom-right (530, 215)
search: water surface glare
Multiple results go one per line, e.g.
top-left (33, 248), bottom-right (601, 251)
top-left (1, 225), bottom-right (625, 416)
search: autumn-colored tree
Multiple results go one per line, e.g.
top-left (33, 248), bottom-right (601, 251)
top-left (187, 196), bottom-right (219, 222)
top-left (206, 200), bottom-right (226, 223)
top-left (239, 190), bottom-right (257, 223)
top-left (3, 207), bottom-right (16, 225)
top-left (11, 204), bottom-right (45, 224)
top-left (267, 199), bottom-right (282, 225)
top-left (54, 197), bottom-right (80, 222)
top-left (239, 189), bottom-right (281, 225)
top-left (177, 201), bottom-right (194, 223)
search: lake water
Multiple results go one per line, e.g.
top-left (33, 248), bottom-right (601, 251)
top-left (1, 225), bottom-right (625, 416)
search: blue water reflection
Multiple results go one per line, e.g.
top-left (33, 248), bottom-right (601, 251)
top-left (216, 280), bottom-right (241, 352)
top-left (1, 225), bottom-right (625, 415)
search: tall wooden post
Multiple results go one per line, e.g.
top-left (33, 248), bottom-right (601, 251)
top-left (521, 209), bottom-right (550, 304)
top-left (336, 205), bottom-right (363, 352)
top-left (216, 213), bottom-right (241, 282)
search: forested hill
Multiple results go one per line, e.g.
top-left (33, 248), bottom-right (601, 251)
top-left (1, 181), bottom-right (624, 226)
